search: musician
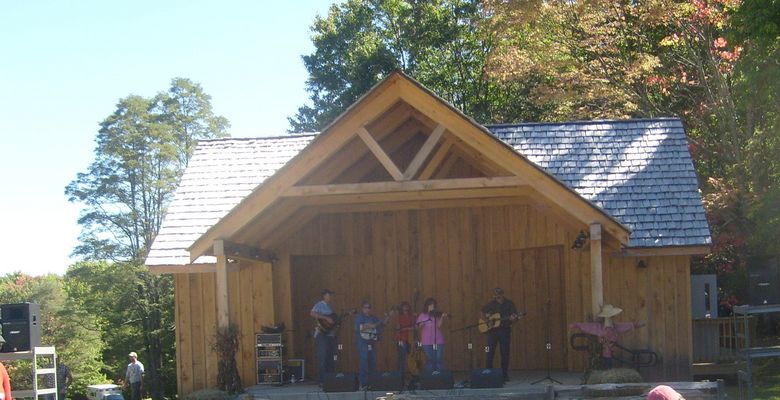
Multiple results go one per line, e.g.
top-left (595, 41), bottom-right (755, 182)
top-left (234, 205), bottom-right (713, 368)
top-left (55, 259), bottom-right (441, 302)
top-left (395, 301), bottom-right (415, 378)
top-left (355, 300), bottom-right (382, 390)
top-left (310, 289), bottom-right (337, 383)
top-left (481, 287), bottom-right (519, 382)
top-left (416, 297), bottom-right (448, 372)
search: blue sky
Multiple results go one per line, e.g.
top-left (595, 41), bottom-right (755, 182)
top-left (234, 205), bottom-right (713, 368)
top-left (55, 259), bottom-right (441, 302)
top-left (0, 0), bottom-right (335, 276)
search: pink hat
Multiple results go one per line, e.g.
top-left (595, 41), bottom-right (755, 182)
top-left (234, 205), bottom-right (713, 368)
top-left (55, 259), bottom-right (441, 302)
top-left (647, 385), bottom-right (684, 400)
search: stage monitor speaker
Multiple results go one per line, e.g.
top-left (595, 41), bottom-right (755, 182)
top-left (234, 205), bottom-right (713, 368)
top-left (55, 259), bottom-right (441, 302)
top-left (469, 368), bottom-right (504, 388)
top-left (1, 303), bottom-right (41, 353)
top-left (322, 372), bottom-right (358, 392)
top-left (369, 370), bottom-right (403, 391)
top-left (420, 370), bottom-right (453, 390)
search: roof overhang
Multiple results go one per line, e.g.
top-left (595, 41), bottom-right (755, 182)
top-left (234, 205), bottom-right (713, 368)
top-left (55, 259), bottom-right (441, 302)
top-left (187, 72), bottom-right (631, 262)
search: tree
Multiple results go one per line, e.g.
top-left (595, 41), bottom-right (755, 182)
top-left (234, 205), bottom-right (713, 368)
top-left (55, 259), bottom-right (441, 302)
top-left (153, 78), bottom-right (230, 169)
top-left (65, 79), bottom-right (229, 398)
top-left (0, 272), bottom-right (108, 398)
top-left (484, 0), bottom-right (780, 306)
top-left (289, 0), bottom-right (543, 132)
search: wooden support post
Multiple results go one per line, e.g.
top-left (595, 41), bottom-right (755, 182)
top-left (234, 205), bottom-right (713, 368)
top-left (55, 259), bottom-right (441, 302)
top-left (590, 223), bottom-right (603, 317)
top-left (214, 240), bottom-right (230, 329)
top-left (272, 252), bottom-right (295, 356)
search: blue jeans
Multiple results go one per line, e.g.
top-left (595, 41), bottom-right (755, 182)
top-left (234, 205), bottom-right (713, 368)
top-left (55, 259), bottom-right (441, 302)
top-left (486, 328), bottom-right (511, 379)
top-left (357, 341), bottom-right (376, 386)
top-left (129, 382), bottom-right (141, 400)
top-left (315, 334), bottom-right (335, 382)
top-left (423, 344), bottom-right (444, 372)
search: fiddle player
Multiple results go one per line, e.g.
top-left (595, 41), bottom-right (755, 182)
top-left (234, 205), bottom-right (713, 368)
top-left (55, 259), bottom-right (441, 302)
top-left (415, 298), bottom-right (449, 372)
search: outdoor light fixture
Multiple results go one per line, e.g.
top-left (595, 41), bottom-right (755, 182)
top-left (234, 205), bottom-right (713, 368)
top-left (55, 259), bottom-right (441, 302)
top-left (571, 230), bottom-right (588, 249)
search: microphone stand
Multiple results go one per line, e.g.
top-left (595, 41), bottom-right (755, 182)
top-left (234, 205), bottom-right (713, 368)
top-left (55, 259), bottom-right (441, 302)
top-left (531, 300), bottom-right (561, 385)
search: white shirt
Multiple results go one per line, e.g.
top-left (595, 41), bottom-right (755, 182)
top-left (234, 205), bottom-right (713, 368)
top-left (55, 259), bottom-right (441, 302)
top-left (126, 361), bottom-right (144, 384)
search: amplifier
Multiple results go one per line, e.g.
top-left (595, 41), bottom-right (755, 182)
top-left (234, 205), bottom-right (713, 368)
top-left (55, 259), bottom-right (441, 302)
top-left (285, 359), bottom-right (305, 382)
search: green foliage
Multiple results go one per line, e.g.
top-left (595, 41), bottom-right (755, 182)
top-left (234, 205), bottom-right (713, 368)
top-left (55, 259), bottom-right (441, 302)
top-left (214, 325), bottom-right (241, 394)
top-left (486, 0), bottom-right (780, 305)
top-left (65, 78), bottom-right (227, 399)
top-left (290, 0), bottom-right (543, 132)
top-left (0, 273), bottom-right (108, 398)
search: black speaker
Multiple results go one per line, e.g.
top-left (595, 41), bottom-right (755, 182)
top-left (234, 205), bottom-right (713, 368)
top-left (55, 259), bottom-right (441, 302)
top-left (322, 372), bottom-right (358, 392)
top-left (748, 257), bottom-right (780, 306)
top-left (369, 370), bottom-right (403, 391)
top-left (469, 368), bottom-right (504, 388)
top-left (420, 370), bottom-right (453, 390)
top-left (1, 303), bottom-right (41, 353)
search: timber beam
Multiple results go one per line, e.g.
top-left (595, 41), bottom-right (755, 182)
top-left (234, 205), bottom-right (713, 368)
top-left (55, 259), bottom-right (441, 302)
top-left (590, 223), bottom-right (604, 317)
top-left (283, 176), bottom-right (527, 197)
top-left (223, 240), bottom-right (277, 263)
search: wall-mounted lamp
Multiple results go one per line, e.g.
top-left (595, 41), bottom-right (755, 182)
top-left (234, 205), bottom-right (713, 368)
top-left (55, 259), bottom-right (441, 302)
top-left (571, 230), bottom-right (589, 249)
top-left (637, 260), bottom-right (647, 269)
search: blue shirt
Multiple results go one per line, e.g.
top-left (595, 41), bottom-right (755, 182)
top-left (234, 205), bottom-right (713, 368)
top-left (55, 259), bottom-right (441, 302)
top-left (312, 300), bottom-right (335, 337)
top-left (355, 313), bottom-right (382, 343)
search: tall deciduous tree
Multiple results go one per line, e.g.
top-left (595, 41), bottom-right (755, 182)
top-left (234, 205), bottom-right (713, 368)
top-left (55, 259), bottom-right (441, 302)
top-left (65, 79), bottom-right (229, 398)
top-left (485, 0), bottom-right (780, 304)
top-left (289, 0), bottom-right (543, 132)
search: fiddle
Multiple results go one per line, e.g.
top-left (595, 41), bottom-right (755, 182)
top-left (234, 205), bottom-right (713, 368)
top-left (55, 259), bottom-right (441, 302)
top-left (429, 310), bottom-right (452, 318)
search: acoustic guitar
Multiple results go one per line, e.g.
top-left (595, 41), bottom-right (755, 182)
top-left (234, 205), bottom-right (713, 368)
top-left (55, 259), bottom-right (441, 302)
top-left (316, 309), bottom-right (356, 334)
top-left (478, 311), bottom-right (526, 334)
top-left (359, 307), bottom-right (397, 341)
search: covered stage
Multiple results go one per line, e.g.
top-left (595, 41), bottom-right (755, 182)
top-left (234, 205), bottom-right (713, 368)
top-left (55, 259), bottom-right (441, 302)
top-left (146, 72), bottom-right (711, 395)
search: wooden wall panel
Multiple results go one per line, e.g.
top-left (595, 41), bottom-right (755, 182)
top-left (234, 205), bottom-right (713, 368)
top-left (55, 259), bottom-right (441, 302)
top-left (600, 254), bottom-right (693, 381)
top-left (285, 205), bottom-right (574, 380)
top-left (174, 204), bottom-right (694, 394)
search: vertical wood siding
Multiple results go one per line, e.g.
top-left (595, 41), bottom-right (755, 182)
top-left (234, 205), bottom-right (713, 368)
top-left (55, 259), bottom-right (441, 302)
top-left (173, 204), bottom-right (692, 394)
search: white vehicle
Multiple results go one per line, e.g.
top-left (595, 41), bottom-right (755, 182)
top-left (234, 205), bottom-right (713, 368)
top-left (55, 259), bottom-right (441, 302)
top-left (86, 384), bottom-right (124, 400)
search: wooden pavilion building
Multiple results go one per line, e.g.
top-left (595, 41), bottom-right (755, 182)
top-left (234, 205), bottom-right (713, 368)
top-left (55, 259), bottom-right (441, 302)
top-left (145, 72), bottom-right (711, 395)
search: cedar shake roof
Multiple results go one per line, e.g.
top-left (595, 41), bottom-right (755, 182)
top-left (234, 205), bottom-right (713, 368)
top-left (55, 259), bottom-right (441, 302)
top-left (489, 118), bottom-right (710, 248)
top-left (145, 118), bottom-right (710, 267)
top-left (146, 134), bottom-right (316, 265)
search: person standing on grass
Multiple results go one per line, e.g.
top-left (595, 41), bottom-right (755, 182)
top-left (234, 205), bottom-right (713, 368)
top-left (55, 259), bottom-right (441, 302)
top-left (124, 352), bottom-right (144, 400)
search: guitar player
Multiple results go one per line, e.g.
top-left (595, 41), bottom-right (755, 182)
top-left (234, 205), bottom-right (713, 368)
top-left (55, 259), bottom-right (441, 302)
top-left (481, 287), bottom-right (520, 382)
top-left (310, 289), bottom-right (337, 383)
top-left (354, 300), bottom-right (383, 390)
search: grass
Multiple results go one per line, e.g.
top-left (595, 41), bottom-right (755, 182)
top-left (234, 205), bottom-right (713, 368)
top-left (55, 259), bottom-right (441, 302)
top-left (722, 358), bottom-right (780, 399)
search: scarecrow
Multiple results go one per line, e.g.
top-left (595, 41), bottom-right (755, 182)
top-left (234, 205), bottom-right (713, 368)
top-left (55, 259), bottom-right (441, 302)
top-left (570, 304), bottom-right (644, 369)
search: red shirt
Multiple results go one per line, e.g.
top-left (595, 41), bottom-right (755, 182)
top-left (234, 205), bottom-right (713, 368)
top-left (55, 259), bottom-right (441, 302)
top-left (396, 314), bottom-right (415, 342)
top-left (0, 362), bottom-right (11, 400)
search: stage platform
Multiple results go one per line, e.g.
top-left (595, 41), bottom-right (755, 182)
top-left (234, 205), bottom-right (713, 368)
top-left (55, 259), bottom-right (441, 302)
top-left (246, 371), bottom-right (723, 399)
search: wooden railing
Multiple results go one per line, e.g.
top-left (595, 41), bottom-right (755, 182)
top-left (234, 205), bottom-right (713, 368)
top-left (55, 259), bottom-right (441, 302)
top-left (692, 316), bottom-right (755, 363)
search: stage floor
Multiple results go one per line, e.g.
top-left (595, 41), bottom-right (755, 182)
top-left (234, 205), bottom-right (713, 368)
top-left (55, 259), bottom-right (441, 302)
top-left (248, 370), bottom-right (577, 399)
top-left (246, 371), bottom-right (723, 399)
